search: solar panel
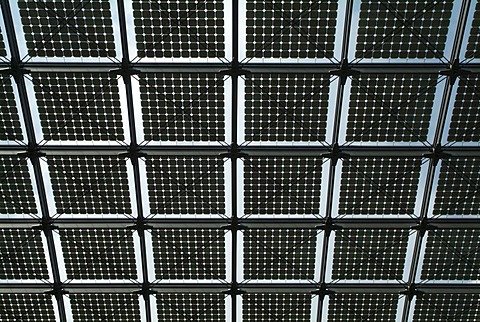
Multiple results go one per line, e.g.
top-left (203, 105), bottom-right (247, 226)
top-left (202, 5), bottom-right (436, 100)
top-left (0, 294), bottom-right (55, 322)
top-left (466, 0), bottom-right (480, 59)
top-left (244, 74), bottom-right (329, 142)
top-left (156, 293), bottom-right (225, 321)
top-left (132, 0), bottom-right (225, 58)
top-left (151, 229), bottom-right (226, 280)
top-left (242, 294), bottom-right (312, 322)
top-left (448, 76), bottom-right (480, 142)
top-left (328, 294), bottom-right (398, 321)
top-left (243, 157), bottom-right (323, 216)
top-left (245, 1), bottom-right (338, 59)
top-left (18, 0), bottom-right (116, 58)
top-left (0, 156), bottom-right (36, 214)
top-left (0, 76), bottom-right (22, 141)
top-left (70, 294), bottom-right (141, 322)
top-left (0, 25), bottom-right (6, 57)
top-left (243, 229), bottom-right (317, 279)
top-left (413, 294), bottom-right (480, 321)
top-left (48, 156), bottom-right (132, 215)
top-left (139, 73), bottom-right (225, 142)
top-left (356, 0), bottom-right (453, 59)
top-left (30, 72), bottom-right (123, 141)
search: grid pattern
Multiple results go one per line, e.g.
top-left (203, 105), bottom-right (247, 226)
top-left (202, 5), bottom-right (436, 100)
top-left (332, 229), bottom-right (409, 280)
top-left (328, 294), bottom-right (398, 321)
top-left (156, 294), bottom-right (225, 321)
top-left (356, 0), bottom-right (453, 59)
top-left (48, 156), bottom-right (131, 215)
top-left (146, 157), bottom-right (225, 215)
top-left (466, 0), bottom-right (480, 59)
top-left (339, 158), bottom-right (422, 216)
top-left (0, 294), bottom-right (55, 321)
top-left (60, 229), bottom-right (137, 280)
top-left (0, 25), bottom-right (6, 57)
top-left (244, 74), bottom-right (329, 142)
top-left (70, 294), bottom-right (141, 322)
top-left (31, 72), bottom-right (123, 141)
top-left (413, 294), bottom-right (480, 321)
top-left (347, 74), bottom-right (437, 142)
top-left (448, 76), bottom-right (480, 142)
top-left (243, 157), bottom-right (322, 216)
top-left (152, 229), bottom-right (226, 280)
top-left (132, 0), bottom-right (225, 58)
top-left (242, 294), bottom-right (312, 322)
top-left (18, 0), bottom-right (116, 58)
top-left (0, 229), bottom-right (48, 279)
top-left (0, 75), bottom-right (22, 141)
top-left (243, 229), bottom-right (317, 280)
top-left (0, 156), bottom-right (36, 214)
top-left (139, 73), bottom-right (225, 142)
top-left (245, 1), bottom-right (338, 59)
top-left (433, 158), bottom-right (480, 217)
top-left (421, 229), bottom-right (480, 280)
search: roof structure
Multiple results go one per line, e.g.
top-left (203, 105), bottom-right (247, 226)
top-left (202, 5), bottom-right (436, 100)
top-left (0, 0), bottom-right (480, 321)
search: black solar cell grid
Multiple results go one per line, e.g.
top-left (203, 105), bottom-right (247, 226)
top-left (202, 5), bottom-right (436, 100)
top-left (448, 76), bottom-right (480, 142)
top-left (70, 294), bottom-right (141, 322)
top-left (243, 157), bottom-right (322, 216)
top-left (156, 294), bottom-right (225, 321)
top-left (0, 294), bottom-right (55, 322)
top-left (146, 157), bottom-right (225, 215)
top-left (413, 294), bottom-right (480, 321)
top-left (152, 229), bottom-right (226, 280)
top-left (140, 73), bottom-right (225, 142)
top-left (132, 0), bottom-right (225, 58)
top-left (0, 76), bottom-right (23, 141)
top-left (31, 72), bottom-right (124, 141)
top-left (332, 229), bottom-right (409, 280)
top-left (433, 158), bottom-right (480, 216)
top-left (18, 0), bottom-right (116, 58)
top-left (242, 294), bottom-right (312, 322)
top-left (243, 229), bottom-right (317, 280)
top-left (356, 0), bottom-right (453, 59)
top-left (245, 0), bottom-right (338, 59)
top-left (338, 158), bottom-right (422, 216)
top-left (0, 229), bottom-right (48, 279)
top-left (0, 156), bottom-right (36, 214)
top-left (328, 294), bottom-right (398, 321)
top-left (421, 229), bottom-right (480, 280)
top-left (244, 74), bottom-right (329, 142)
top-left (48, 156), bottom-right (132, 215)
top-left (0, 25), bottom-right (6, 57)
top-left (60, 229), bottom-right (137, 280)
top-left (466, 1), bottom-right (480, 59)
top-left (347, 74), bottom-right (437, 142)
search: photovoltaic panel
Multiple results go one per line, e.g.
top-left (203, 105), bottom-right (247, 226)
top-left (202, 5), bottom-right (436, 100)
top-left (243, 229), bottom-right (317, 280)
top-left (151, 229), bottom-right (226, 280)
top-left (31, 72), bottom-right (124, 141)
top-left (421, 229), bottom-right (480, 280)
top-left (328, 294), bottom-right (398, 321)
top-left (48, 156), bottom-right (132, 215)
top-left (433, 158), bottom-right (480, 217)
top-left (413, 294), bottom-right (480, 321)
top-left (332, 229), bottom-right (409, 280)
top-left (447, 76), bottom-right (480, 142)
top-left (0, 75), bottom-right (23, 141)
top-left (156, 294), bottom-right (225, 321)
top-left (245, 0), bottom-right (338, 59)
top-left (70, 294), bottom-right (141, 322)
top-left (0, 229), bottom-right (48, 279)
top-left (132, 0), bottom-right (225, 58)
top-left (244, 74), bottom-right (329, 142)
top-left (0, 25), bottom-right (6, 56)
top-left (139, 73), bottom-right (225, 142)
top-left (0, 156), bottom-right (36, 214)
top-left (338, 158), bottom-right (422, 216)
top-left (60, 229), bottom-right (137, 280)
top-left (243, 157), bottom-right (323, 216)
top-left (242, 294), bottom-right (312, 322)
top-left (347, 74), bottom-right (437, 142)
top-left (145, 157), bottom-right (225, 215)
top-left (18, 0), bottom-right (116, 58)
top-left (0, 294), bottom-right (55, 321)
top-left (355, 0), bottom-right (453, 59)
top-left (466, 0), bottom-right (480, 59)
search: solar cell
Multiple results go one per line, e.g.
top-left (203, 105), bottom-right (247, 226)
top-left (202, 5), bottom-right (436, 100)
top-left (0, 75), bottom-right (23, 141)
top-left (328, 294), bottom-right (398, 321)
top-left (448, 76), bottom-right (480, 142)
top-left (242, 294), bottom-right (312, 322)
top-left (156, 293), bottom-right (225, 321)
top-left (70, 294), bottom-right (141, 322)
top-left (0, 294), bottom-right (55, 322)
top-left (0, 156), bottom-right (36, 214)
top-left (413, 294), bottom-right (480, 321)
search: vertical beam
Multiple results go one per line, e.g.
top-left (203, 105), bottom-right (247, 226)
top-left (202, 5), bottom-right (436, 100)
top-left (116, 1), bottom-right (152, 321)
top-left (0, 1), bottom-right (67, 321)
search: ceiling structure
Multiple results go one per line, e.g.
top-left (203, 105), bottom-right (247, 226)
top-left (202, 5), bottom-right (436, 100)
top-left (0, 0), bottom-right (480, 321)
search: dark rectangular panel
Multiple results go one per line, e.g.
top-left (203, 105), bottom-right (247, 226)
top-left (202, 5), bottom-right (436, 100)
top-left (156, 293), bottom-right (225, 321)
top-left (242, 294), bottom-right (312, 322)
top-left (448, 76), bottom-right (480, 142)
top-left (0, 294), bottom-right (55, 321)
top-left (70, 294), bottom-right (141, 322)
top-left (466, 1), bottom-right (480, 59)
top-left (413, 294), bottom-right (480, 321)
top-left (0, 156), bottom-right (36, 214)
top-left (0, 76), bottom-right (23, 141)
top-left (328, 294), bottom-right (398, 321)
top-left (0, 25), bottom-right (6, 56)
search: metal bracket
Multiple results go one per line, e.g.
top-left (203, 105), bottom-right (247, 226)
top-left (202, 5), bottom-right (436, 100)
top-left (440, 58), bottom-right (471, 85)
top-left (330, 59), bottom-right (360, 85)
